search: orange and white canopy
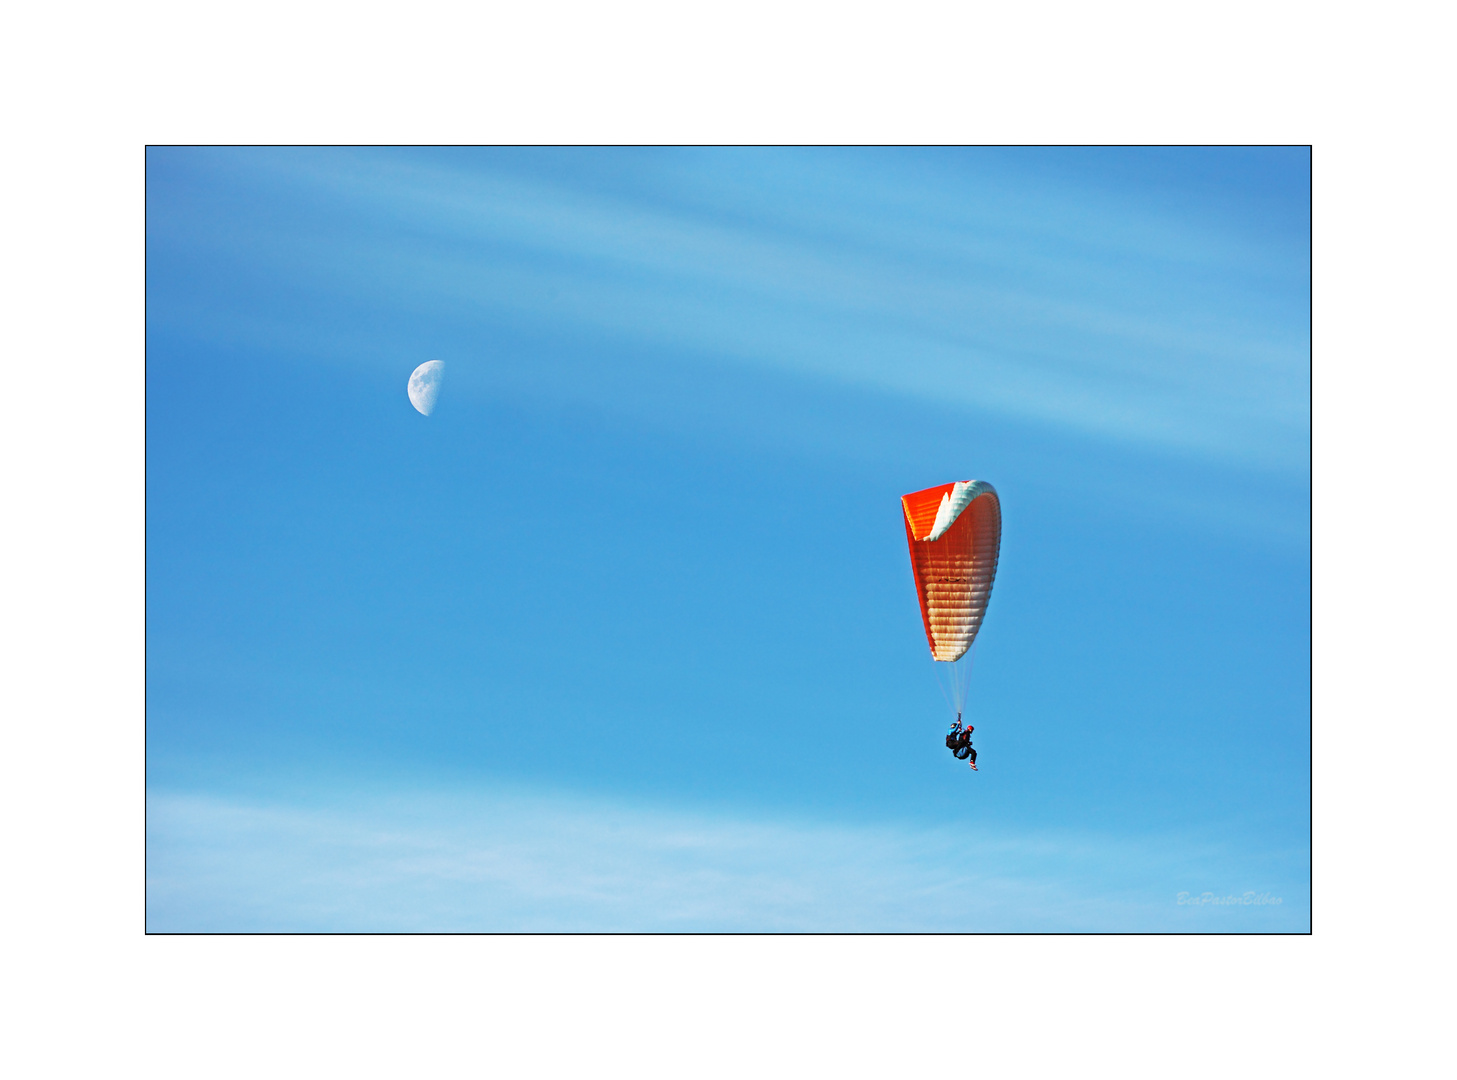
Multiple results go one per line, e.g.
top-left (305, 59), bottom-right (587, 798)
top-left (901, 480), bottom-right (1002, 662)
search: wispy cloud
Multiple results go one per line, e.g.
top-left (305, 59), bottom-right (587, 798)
top-left (149, 148), bottom-right (1309, 476)
top-left (147, 784), bottom-right (1307, 932)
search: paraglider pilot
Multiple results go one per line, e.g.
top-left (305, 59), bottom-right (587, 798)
top-left (946, 715), bottom-right (977, 770)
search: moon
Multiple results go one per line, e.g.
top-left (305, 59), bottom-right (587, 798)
top-left (407, 360), bottom-right (445, 416)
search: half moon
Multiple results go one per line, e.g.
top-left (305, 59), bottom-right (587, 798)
top-left (407, 360), bottom-right (445, 416)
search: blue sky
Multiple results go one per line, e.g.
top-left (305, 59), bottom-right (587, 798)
top-left (146, 147), bottom-right (1310, 931)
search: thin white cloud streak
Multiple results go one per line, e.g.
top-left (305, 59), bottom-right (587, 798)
top-left (146, 786), bottom-right (1307, 932)
top-left (153, 149), bottom-right (1310, 476)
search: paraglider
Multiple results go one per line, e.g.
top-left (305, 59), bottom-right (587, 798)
top-left (901, 480), bottom-right (1002, 771)
top-left (946, 718), bottom-right (977, 770)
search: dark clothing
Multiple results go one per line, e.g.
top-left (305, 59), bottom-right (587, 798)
top-left (946, 721), bottom-right (975, 762)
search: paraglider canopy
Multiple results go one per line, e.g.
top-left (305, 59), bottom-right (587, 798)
top-left (901, 480), bottom-right (1002, 662)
